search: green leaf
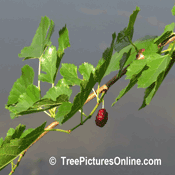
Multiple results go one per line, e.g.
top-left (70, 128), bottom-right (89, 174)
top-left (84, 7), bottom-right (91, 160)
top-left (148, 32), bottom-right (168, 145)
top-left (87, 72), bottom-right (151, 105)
top-left (139, 71), bottom-right (165, 110)
top-left (45, 19), bottom-right (54, 47)
top-left (6, 77), bottom-right (73, 118)
top-left (6, 128), bottom-right (15, 137)
top-left (57, 24), bottom-right (71, 57)
top-left (137, 54), bottom-right (171, 88)
top-left (125, 6), bottom-right (140, 37)
top-left (33, 96), bottom-right (69, 109)
top-left (56, 78), bottom-right (73, 88)
top-left (154, 23), bottom-right (175, 45)
top-left (118, 49), bottom-right (132, 78)
top-left (55, 102), bottom-right (73, 123)
top-left (42, 84), bottom-right (72, 101)
top-left (114, 27), bottom-right (133, 52)
top-left (0, 122), bottom-right (46, 171)
top-left (95, 32), bottom-right (116, 84)
top-left (7, 85), bottom-right (40, 118)
top-left (139, 44), bottom-right (175, 109)
top-left (0, 138), bottom-right (3, 147)
top-left (104, 35), bottom-right (158, 77)
top-left (53, 25), bottom-right (71, 83)
top-left (125, 42), bottom-right (158, 80)
top-left (60, 63), bottom-right (82, 86)
top-left (171, 4), bottom-right (175, 16)
top-left (38, 45), bottom-right (57, 84)
top-left (18, 16), bottom-right (54, 60)
top-left (113, 6), bottom-right (140, 53)
top-left (78, 62), bottom-right (95, 80)
top-left (6, 65), bottom-right (34, 106)
top-left (112, 65), bottom-right (147, 106)
top-left (125, 58), bottom-right (147, 79)
top-left (14, 95), bottom-right (69, 117)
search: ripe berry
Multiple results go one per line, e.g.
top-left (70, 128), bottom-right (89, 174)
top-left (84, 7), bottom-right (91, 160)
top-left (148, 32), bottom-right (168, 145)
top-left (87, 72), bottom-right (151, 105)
top-left (95, 109), bottom-right (108, 127)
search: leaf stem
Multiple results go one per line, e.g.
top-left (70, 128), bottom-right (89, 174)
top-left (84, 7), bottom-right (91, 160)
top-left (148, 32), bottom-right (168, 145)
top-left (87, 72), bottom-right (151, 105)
top-left (127, 36), bottom-right (139, 53)
top-left (38, 46), bottom-right (48, 96)
top-left (38, 59), bottom-right (41, 91)
top-left (11, 161), bottom-right (14, 170)
top-left (161, 46), bottom-right (175, 54)
top-left (37, 107), bottom-right (52, 117)
top-left (78, 110), bottom-right (88, 118)
top-left (81, 107), bottom-right (83, 123)
top-left (92, 88), bottom-right (99, 103)
top-left (44, 110), bottom-right (52, 117)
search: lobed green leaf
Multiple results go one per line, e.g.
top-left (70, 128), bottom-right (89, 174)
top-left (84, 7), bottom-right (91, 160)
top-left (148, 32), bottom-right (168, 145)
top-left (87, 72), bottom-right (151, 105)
top-left (6, 65), bottom-right (34, 106)
top-left (0, 122), bottom-right (46, 171)
top-left (112, 66), bottom-right (148, 107)
top-left (60, 63), bottom-right (82, 86)
top-left (57, 24), bottom-right (71, 57)
top-left (125, 6), bottom-right (140, 37)
top-left (78, 62), bottom-right (95, 80)
top-left (18, 16), bottom-right (54, 60)
top-left (172, 4), bottom-right (175, 16)
top-left (114, 6), bottom-right (140, 52)
top-left (114, 27), bottom-right (133, 52)
top-left (118, 48), bottom-right (132, 78)
top-left (38, 45), bottom-right (57, 84)
top-left (53, 25), bottom-right (71, 83)
top-left (7, 84), bottom-right (40, 118)
top-left (14, 95), bottom-right (69, 117)
top-left (139, 44), bottom-right (175, 109)
top-left (94, 32), bottom-right (116, 84)
top-left (42, 82), bottom-right (72, 101)
top-left (137, 54), bottom-right (171, 88)
top-left (55, 102), bottom-right (73, 122)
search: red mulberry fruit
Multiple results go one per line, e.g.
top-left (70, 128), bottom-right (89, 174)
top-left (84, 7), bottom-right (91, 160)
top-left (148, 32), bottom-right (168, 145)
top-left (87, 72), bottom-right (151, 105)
top-left (95, 109), bottom-right (108, 127)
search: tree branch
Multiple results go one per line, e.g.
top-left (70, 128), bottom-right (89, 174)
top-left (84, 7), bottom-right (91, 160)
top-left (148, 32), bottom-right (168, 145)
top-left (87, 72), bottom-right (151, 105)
top-left (11, 34), bottom-right (175, 174)
top-left (25, 35), bottom-right (175, 150)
